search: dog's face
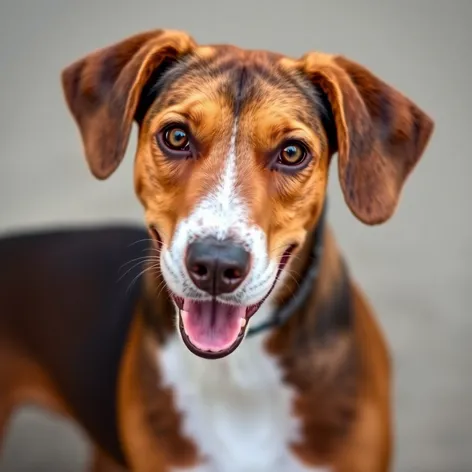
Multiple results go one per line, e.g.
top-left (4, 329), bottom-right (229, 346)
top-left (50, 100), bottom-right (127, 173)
top-left (62, 30), bottom-right (434, 359)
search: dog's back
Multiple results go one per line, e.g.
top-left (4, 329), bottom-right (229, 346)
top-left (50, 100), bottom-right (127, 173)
top-left (0, 226), bottom-right (148, 462)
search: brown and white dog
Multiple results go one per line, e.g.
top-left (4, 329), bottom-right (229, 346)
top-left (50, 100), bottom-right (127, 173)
top-left (0, 29), bottom-right (434, 471)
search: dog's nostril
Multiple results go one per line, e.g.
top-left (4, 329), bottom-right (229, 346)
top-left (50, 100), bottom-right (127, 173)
top-left (223, 267), bottom-right (242, 282)
top-left (192, 264), bottom-right (208, 279)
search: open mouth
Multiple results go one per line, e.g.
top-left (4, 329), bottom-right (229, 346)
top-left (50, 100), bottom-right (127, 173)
top-left (177, 299), bottom-right (248, 359)
top-left (169, 246), bottom-right (295, 359)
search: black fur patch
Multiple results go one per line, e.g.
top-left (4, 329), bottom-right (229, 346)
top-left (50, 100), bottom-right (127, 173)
top-left (0, 226), bottom-right (150, 466)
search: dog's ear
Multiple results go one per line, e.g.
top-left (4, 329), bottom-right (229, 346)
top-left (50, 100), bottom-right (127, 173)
top-left (61, 29), bottom-right (197, 179)
top-left (298, 53), bottom-right (434, 225)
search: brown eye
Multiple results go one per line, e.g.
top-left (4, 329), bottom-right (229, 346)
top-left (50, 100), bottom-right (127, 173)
top-left (156, 124), bottom-right (195, 159)
top-left (163, 126), bottom-right (190, 151)
top-left (278, 143), bottom-right (307, 166)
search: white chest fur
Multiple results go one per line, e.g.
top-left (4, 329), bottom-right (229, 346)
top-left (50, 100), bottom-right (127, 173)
top-left (159, 303), bottom-right (331, 472)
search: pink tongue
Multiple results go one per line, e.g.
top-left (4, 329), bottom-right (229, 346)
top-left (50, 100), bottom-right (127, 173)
top-left (180, 299), bottom-right (246, 352)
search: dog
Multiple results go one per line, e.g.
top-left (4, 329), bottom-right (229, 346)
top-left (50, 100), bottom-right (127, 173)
top-left (0, 29), bottom-right (434, 471)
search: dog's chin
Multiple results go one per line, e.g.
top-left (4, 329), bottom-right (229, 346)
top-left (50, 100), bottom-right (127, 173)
top-left (167, 245), bottom-right (296, 360)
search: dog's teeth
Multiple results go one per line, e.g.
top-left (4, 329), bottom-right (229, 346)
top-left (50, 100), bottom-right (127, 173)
top-left (240, 317), bottom-right (247, 328)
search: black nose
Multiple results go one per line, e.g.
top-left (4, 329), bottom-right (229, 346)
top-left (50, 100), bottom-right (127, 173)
top-left (185, 237), bottom-right (251, 296)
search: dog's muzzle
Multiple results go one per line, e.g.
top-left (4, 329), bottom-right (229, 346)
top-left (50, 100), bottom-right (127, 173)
top-left (167, 238), bottom-right (294, 360)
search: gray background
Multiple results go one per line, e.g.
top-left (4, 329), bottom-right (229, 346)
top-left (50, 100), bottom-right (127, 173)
top-left (0, 1), bottom-right (470, 471)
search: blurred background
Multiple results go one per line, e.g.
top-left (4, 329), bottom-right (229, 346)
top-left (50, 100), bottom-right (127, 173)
top-left (0, 1), bottom-right (470, 471)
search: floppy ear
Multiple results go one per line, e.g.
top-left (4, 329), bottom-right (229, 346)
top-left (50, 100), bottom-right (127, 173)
top-left (299, 53), bottom-right (434, 225)
top-left (61, 29), bottom-right (197, 179)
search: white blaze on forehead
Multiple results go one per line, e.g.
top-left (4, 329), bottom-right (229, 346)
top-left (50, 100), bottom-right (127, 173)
top-left (194, 120), bottom-right (244, 241)
top-left (170, 118), bottom-right (261, 248)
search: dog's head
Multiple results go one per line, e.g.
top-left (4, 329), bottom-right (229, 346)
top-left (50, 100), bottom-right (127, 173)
top-left (62, 29), bottom-right (434, 359)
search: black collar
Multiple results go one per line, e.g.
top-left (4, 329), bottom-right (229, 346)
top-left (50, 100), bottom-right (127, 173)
top-left (246, 202), bottom-right (327, 337)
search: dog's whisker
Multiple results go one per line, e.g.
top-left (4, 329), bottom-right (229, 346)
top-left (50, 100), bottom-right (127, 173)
top-left (154, 278), bottom-right (170, 301)
top-left (268, 244), bottom-right (291, 256)
top-left (125, 264), bottom-right (157, 294)
top-left (127, 238), bottom-right (154, 248)
top-left (281, 269), bottom-right (302, 290)
top-left (147, 247), bottom-right (165, 255)
top-left (118, 255), bottom-right (159, 272)
top-left (118, 257), bottom-right (159, 279)
top-left (118, 257), bottom-right (160, 283)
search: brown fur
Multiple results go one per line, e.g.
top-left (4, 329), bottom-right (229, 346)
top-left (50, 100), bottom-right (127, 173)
top-left (62, 29), bottom-right (433, 261)
top-left (0, 29), bottom-right (434, 471)
top-left (267, 229), bottom-right (392, 470)
top-left (118, 310), bottom-right (201, 471)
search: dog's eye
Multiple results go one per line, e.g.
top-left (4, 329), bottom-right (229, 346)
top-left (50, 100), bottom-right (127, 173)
top-left (278, 142), bottom-right (308, 167)
top-left (156, 124), bottom-right (194, 158)
top-left (163, 126), bottom-right (190, 151)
